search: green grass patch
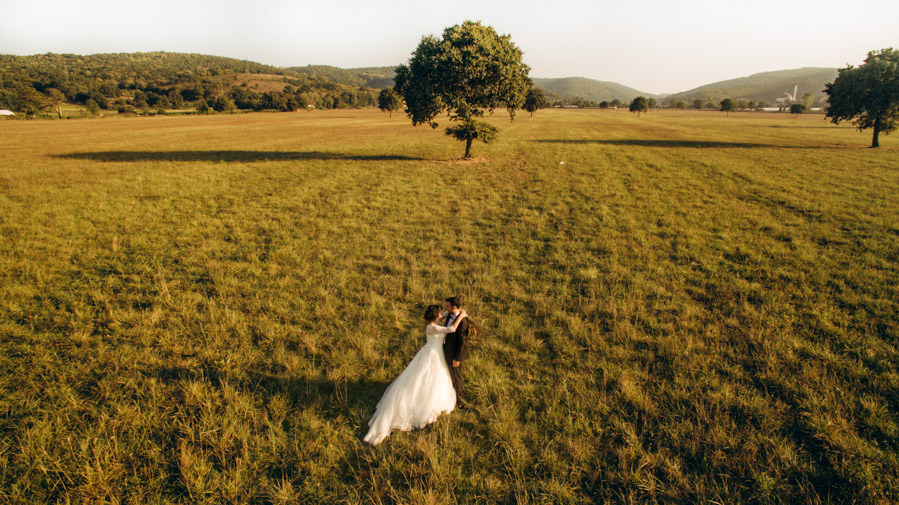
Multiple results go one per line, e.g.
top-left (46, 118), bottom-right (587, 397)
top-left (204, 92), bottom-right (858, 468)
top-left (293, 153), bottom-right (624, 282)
top-left (1, 109), bottom-right (897, 503)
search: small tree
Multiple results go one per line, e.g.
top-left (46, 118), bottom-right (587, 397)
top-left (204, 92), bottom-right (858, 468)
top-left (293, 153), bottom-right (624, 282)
top-left (692, 99), bottom-right (703, 110)
top-left (169, 90), bottom-right (185, 109)
top-left (213, 96), bottom-right (236, 113)
top-left (747, 100), bottom-right (757, 110)
top-left (14, 85), bottom-right (47, 118)
top-left (85, 98), bottom-right (100, 116)
top-left (802, 92), bottom-right (815, 110)
top-left (720, 98), bottom-right (737, 117)
top-left (394, 21), bottom-right (531, 158)
top-left (647, 97), bottom-right (657, 110)
top-left (629, 96), bottom-right (649, 117)
top-left (825, 48), bottom-right (899, 148)
top-left (524, 87), bottom-right (546, 117)
top-left (45, 88), bottom-right (66, 118)
top-left (790, 103), bottom-right (805, 116)
top-left (377, 87), bottom-right (403, 117)
top-left (599, 101), bottom-right (609, 109)
top-left (196, 99), bottom-right (210, 114)
top-left (445, 120), bottom-right (497, 149)
top-left (611, 99), bottom-right (622, 108)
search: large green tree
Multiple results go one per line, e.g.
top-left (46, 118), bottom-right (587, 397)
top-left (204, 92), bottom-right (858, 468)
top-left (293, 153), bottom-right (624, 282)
top-left (394, 21), bottom-right (531, 158)
top-left (377, 87), bottom-right (403, 117)
top-left (825, 48), bottom-right (899, 148)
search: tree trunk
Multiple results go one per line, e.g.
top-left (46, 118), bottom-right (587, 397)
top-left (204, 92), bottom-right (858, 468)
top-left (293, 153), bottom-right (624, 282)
top-left (464, 138), bottom-right (473, 158)
top-left (871, 121), bottom-right (880, 148)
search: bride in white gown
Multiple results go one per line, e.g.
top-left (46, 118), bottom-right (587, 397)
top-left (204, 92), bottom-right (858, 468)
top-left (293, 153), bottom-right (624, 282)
top-left (363, 304), bottom-right (468, 445)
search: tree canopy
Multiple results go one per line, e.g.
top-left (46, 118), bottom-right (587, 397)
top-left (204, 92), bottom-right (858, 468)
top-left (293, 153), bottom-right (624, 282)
top-left (377, 87), bottom-right (403, 117)
top-left (393, 21), bottom-right (531, 158)
top-left (825, 48), bottom-right (899, 148)
top-left (720, 98), bottom-right (736, 116)
top-left (629, 96), bottom-right (648, 117)
top-left (524, 87), bottom-right (546, 117)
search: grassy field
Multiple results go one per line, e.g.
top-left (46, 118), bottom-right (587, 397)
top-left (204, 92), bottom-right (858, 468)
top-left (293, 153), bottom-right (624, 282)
top-left (1, 109), bottom-right (897, 504)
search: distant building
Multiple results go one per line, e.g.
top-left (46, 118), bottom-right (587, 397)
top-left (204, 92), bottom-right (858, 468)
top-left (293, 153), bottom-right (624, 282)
top-left (0, 109), bottom-right (14, 116)
top-left (776, 85), bottom-right (799, 105)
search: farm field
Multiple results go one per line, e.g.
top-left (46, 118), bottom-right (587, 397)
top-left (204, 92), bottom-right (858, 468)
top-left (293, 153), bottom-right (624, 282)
top-left (1, 109), bottom-right (897, 504)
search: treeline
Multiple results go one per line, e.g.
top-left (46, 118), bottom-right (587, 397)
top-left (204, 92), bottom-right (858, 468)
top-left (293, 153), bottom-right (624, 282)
top-left (544, 96), bottom-right (820, 112)
top-left (0, 52), bottom-right (379, 116)
top-left (542, 97), bottom-right (648, 109)
top-left (662, 95), bottom-right (820, 112)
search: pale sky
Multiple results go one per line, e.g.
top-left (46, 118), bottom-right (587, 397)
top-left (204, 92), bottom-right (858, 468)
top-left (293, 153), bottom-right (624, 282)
top-left (2, 0), bottom-right (897, 95)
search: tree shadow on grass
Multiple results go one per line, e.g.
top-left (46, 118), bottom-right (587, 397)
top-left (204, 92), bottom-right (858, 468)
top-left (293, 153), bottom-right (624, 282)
top-left (533, 139), bottom-right (822, 148)
top-left (53, 150), bottom-right (425, 162)
top-left (769, 125), bottom-right (855, 129)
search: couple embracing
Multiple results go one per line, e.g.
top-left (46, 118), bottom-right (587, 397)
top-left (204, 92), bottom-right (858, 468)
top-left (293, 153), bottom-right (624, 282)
top-left (363, 296), bottom-right (471, 446)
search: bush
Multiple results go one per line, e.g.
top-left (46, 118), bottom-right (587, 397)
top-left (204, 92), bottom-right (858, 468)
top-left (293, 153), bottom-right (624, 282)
top-left (85, 99), bottom-right (100, 116)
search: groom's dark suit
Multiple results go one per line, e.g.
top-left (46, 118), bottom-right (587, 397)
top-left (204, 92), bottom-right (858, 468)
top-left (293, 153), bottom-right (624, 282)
top-left (443, 312), bottom-right (469, 403)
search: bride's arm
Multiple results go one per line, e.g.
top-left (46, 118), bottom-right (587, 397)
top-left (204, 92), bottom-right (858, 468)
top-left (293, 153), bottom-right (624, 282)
top-left (448, 310), bottom-right (468, 331)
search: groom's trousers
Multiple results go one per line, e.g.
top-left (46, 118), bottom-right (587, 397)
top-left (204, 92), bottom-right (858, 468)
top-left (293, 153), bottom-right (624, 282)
top-left (448, 363), bottom-right (464, 403)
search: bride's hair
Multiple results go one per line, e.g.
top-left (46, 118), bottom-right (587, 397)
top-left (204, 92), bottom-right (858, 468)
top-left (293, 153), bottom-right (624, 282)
top-left (424, 305), bottom-right (441, 322)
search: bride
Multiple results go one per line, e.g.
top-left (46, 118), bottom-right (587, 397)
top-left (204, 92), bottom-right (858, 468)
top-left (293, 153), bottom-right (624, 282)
top-left (363, 304), bottom-right (468, 445)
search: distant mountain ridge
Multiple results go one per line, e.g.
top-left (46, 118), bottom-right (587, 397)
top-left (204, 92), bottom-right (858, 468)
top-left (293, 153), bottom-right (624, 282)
top-left (667, 67), bottom-right (838, 103)
top-left (532, 77), bottom-right (655, 103)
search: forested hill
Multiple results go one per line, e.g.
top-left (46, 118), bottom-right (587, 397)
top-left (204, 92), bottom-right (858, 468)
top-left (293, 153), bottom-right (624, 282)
top-left (667, 67), bottom-right (838, 104)
top-left (0, 52), bottom-right (383, 114)
top-left (532, 77), bottom-right (654, 104)
top-left (288, 65), bottom-right (396, 88)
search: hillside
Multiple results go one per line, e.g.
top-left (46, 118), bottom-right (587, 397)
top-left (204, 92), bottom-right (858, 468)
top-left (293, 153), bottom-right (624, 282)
top-left (532, 77), bottom-right (654, 103)
top-left (668, 67), bottom-right (838, 104)
top-left (288, 65), bottom-right (396, 89)
top-left (0, 52), bottom-right (380, 114)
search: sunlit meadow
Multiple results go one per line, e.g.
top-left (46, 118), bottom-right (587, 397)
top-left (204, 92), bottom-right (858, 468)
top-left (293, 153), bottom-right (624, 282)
top-left (1, 108), bottom-right (897, 504)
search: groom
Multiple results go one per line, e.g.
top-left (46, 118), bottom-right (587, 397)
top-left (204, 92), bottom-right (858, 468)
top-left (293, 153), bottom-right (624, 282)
top-left (443, 296), bottom-right (469, 406)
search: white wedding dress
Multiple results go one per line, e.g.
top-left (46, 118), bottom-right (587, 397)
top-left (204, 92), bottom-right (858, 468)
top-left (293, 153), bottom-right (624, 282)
top-left (363, 323), bottom-right (457, 445)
